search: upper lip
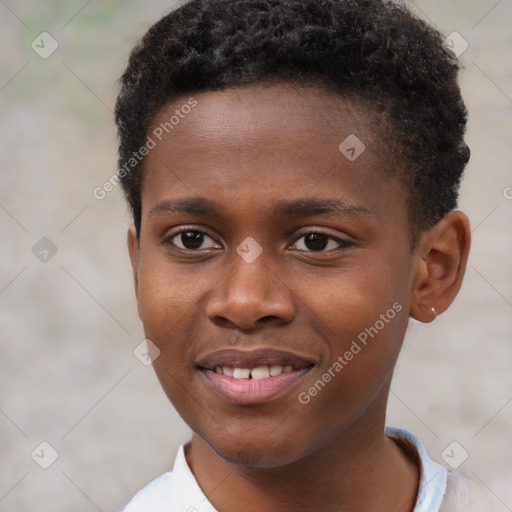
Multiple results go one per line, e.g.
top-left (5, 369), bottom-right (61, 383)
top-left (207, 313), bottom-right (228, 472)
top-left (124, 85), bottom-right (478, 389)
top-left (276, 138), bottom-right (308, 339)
top-left (196, 348), bottom-right (316, 371)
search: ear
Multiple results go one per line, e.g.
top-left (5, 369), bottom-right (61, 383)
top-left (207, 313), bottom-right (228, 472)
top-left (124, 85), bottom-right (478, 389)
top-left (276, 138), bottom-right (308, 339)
top-left (409, 211), bottom-right (471, 323)
top-left (127, 224), bottom-right (140, 305)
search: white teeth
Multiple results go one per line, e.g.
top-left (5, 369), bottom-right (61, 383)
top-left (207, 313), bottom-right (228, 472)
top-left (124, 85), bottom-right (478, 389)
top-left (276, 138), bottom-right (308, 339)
top-left (233, 368), bottom-right (251, 379)
top-left (223, 366), bottom-right (234, 377)
top-left (269, 365), bottom-right (284, 376)
top-left (250, 366), bottom-right (270, 379)
top-left (214, 365), bottom-right (299, 378)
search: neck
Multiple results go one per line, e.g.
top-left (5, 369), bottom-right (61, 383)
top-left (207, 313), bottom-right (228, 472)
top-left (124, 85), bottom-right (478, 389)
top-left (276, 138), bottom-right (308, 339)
top-left (186, 412), bottom-right (419, 512)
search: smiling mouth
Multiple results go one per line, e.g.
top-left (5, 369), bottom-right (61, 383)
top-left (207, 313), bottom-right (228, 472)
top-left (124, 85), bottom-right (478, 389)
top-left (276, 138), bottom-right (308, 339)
top-left (197, 348), bottom-right (315, 404)
top-left (197, 347), bottom-right (315, 375)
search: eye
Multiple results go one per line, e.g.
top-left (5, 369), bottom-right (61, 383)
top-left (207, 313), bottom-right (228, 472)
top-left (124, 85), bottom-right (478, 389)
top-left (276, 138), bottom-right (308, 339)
top-left (291, 231), bottom-right (352, 252)
top-left (166, 228), bottom-right (220, 251)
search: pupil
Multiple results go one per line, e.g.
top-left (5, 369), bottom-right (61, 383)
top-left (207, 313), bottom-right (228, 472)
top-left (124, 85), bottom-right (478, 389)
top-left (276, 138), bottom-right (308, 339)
top-left (305, 233), bottom-right (328, 251)
top-left (182, 231), bottom-right (203, 249)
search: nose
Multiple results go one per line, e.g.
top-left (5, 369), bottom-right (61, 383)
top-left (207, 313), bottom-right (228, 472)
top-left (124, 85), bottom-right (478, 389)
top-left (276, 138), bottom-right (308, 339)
top-left (206, 255), bottom-right (296, 331)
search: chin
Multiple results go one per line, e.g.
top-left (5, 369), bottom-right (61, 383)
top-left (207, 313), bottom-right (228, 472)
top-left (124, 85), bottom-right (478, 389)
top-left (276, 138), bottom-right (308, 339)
top-left (202, 431), bottom-right (310, 469)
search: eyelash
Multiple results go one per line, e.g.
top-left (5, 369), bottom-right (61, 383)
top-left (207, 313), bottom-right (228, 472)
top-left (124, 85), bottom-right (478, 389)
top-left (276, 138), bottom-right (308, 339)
top-left (164, 227), bottom-right (353, 253)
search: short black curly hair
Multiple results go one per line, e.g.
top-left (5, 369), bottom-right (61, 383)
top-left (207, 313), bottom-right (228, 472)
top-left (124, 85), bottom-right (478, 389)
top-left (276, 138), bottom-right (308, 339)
top-left (114, 0), bottom-right (470, 242)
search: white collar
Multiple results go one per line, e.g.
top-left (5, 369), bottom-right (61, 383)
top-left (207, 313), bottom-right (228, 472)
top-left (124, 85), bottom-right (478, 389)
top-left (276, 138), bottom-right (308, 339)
top-left (386, 427), bottom-right (448, 512)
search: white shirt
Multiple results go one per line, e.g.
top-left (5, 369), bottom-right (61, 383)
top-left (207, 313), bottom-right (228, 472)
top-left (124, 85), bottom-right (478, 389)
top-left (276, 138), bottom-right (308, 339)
top-left (121, 427), bottom-right (505, 512)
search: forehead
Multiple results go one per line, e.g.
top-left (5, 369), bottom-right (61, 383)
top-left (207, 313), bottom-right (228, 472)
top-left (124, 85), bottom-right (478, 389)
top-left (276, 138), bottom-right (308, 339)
top-left (140, 83), bottom-right (406, 230)
top-left (148, 83), bottom-right (378, 158)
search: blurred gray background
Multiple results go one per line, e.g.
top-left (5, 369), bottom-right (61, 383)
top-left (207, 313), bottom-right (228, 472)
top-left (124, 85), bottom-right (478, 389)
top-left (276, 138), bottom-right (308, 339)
top-left (0, 1), bottom-right (511, 510)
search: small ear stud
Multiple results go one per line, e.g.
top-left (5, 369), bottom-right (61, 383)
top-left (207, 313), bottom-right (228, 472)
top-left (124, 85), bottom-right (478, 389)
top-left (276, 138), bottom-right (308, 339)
top-left (431, 306), bottom-right (438, 320)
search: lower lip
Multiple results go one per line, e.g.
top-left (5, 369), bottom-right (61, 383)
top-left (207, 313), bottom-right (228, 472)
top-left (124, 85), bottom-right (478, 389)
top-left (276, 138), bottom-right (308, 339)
top-left (201, 368), bottom-right (312, 405)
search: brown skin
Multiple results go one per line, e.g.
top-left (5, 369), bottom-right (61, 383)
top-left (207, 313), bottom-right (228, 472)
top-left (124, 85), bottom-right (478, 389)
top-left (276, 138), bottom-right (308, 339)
top-left (127, 83), bottom-right (471, 511)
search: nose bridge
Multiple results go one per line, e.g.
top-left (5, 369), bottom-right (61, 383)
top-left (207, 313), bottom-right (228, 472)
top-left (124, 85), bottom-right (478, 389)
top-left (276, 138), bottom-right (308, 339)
top-left (206, 247), bottom-right (295, 329)
top-left (227, 252), bottom-right (272, 300)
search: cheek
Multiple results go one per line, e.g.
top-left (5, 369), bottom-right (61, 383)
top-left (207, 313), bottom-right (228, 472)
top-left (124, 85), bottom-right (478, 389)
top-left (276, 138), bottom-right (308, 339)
top-left (307, 265), bottom-right (402, 329)
top-left (138, 241), bottom-right (194, 310)
top-left (136, 260), bottom-right (202, 356)
top-left (294, 288), bottom-right (408, 444)
top-left (136, 267), bottom-right (204, 409)
top-left (322, 290), bottom-right (405, 346)
top-left (300, 261), bottom-right (410, 383)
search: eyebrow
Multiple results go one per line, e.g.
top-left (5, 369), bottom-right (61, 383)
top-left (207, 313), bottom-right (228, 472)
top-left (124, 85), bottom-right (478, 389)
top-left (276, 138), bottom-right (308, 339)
top-left (148, 197), bottom-right (224, 218)
top-left (273, 198), bottom-right (371, 217)
top-left (148, 196), bottom-right (372, 219)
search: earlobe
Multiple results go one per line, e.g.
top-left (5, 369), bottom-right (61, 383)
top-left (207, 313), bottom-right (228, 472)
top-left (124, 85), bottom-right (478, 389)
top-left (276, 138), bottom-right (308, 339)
top-left (409, 211), bottom-right (471, 323)
top-left (127, 225), bottom-right (140, 302)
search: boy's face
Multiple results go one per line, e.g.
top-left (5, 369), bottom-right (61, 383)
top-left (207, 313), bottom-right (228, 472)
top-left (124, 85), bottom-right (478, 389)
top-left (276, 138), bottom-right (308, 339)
top-left (130, 83), bottom-right (417, 466)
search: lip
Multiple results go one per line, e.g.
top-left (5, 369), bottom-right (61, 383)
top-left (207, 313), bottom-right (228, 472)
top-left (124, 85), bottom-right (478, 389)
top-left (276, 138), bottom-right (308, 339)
top-left (196, 348), bottom-right (315, 370)
top-left (196, 348), bottom-right (316, 405)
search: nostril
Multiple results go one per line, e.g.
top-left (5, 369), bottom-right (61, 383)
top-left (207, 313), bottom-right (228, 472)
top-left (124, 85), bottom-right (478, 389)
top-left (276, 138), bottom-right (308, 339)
top-left (260, 315), bottom-right (279, 323)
